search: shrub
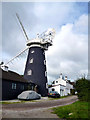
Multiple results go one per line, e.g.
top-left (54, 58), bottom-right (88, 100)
top-left (75, 78), bottom-right (90, 102)
top-left (70, 89), bottom-right (75, 95)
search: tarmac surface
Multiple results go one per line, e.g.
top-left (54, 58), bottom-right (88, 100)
top-left (2, 95), bottom-right (78, 118)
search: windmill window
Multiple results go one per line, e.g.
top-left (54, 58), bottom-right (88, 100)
top-left (44, 60), bottom-right (46, 65)
top-left (43, 52), bottom-right (45, 55)
top-left (12, 83), bottom-right (16, 89)
top-left (46, 83), bottom-right (48, 89)
top-left (31, 50), bottom-right (35, 53)
top-left (29, 58), bottom-right (33, 63)
top-left (27, 70), bottom-right (32, 75)
top-left (56, 81), bottom-right (58, 83)
top-left (45, 71), bottom-right (47, 77)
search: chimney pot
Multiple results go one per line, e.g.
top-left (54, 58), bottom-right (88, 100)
top-left (65, 75), bottom-right (67, 81)
top-left (60, 73), bottom-right (62, 79)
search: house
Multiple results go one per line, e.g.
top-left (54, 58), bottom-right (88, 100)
top-left (48, 73), bottom-right (73, 96)
top-left (0, 67), bottom-right (37, 100)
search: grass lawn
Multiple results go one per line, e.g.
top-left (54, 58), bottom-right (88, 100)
top-left (53, 101), bottom-right (89, 119)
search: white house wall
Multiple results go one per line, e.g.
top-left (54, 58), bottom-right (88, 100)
top-left (55, 85), bottom-right (60, 94)
top-left (48, 85), bottom-right (72, 96)
top-left (60, 85), bottom-right (66, 96)
top-left (52, 78), bottom-right (66, 86)
top-left (59, 79), bottom-right (66, 86)
top-left (64, 88), bottom-right (70, 96)
top-left (48, 85), bottom-right (60, 94)
top-left (48, 77), bottom-right (73, 96)
top-left (64, 82), bottom-right (73, 95)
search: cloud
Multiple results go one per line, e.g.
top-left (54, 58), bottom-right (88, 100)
top-left (1, 2), bottom-right (88, 84)
top-left (73, 14), bottom-right (88, 34)
top-left (33, 3), bottom-right (74, 25)
top-left (46, 14), bottom-right (88, 83)
top-left (2, 2), bottom-right (37, 57)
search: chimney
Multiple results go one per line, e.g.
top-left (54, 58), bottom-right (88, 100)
top-left (2, 65), bottom-right (8, 72)
top-left (65, 76), bottom-right (67, 81)
top-left (60, 73), bottom-right (62, 79)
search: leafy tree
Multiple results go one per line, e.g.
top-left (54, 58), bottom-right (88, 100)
top-left (48, 84), bottom-right (52, 88)
top-left (75, 78), bottom-right (90, 101)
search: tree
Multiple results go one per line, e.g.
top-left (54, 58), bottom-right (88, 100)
top-left (75, 78), bottom-right (90, 101)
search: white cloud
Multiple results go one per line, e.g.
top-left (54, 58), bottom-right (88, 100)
top-left (33, 2), bottom-right (75, 27)
top-left (46, 14), bottom-right (88, 83)
top-left (73, 14), bottom-right (88, 34)
top-left (1, 3), bottom-right (88, 84)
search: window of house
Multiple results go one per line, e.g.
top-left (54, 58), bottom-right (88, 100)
top-left (12, 83), bottom-right (16, 89)
top-left (21, 85), bottom-right (24, 90)
top-left (45, 71), bottom-right (47, 77)
top-left (27, 69), bottom-right (32, 75)
top-left (31, 50), bottom-right (35, 53)
top-left (32, 86), bottom-right (34, 90)
top-left (52, 88), bottom-right (55, 91)
top-left (29, 58), bottom-right (33, 63)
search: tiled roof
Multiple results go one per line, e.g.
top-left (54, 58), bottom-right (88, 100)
top-left (0, 68), bottom-right (28, 83)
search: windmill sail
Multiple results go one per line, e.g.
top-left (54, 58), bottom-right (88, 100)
top-left (16, 13), bottom-right (29, 41)
top-left (4, 47), bottom-right (29, 66)
top-left (3, 13), bottom-right (56, 96)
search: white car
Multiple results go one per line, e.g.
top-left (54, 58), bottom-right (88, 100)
top-left (18, 90), bottom-right (41, 100)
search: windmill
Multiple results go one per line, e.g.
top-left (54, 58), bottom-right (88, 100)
top-left (2, 13), bottom-right (55, 96)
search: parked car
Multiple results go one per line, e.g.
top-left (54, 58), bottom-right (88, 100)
top-left (48, 91), bottom-right (60, 98)
top-left (17, 90), bottom-right (41, 100)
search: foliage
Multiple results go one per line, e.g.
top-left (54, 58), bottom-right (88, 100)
top-left (75, 78), bottom-right (90, 101)
top-left (53, 101), bottom-right (89, 119)
top-left (70, 89), bottom-right (75, 95)
top-left (48, 84), bottom-right (52, 88)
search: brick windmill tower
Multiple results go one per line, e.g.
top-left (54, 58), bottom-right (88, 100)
top-left (2, 14), bottom-right (55, 96)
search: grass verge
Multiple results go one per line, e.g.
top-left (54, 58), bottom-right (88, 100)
top-left (52, 101), bottom-right (89, 119)
top-left (0, 95), bottom-right (71, 104)
top-left (0, 100), bottom-right (39, 104)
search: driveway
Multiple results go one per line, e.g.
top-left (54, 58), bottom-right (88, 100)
top-left (2, 95), bottom-right (78, 118)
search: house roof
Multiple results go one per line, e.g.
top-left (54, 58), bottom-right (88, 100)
top-left (0, 68), bottom-right (28, 83)
top-left (69, 81), bottom-right (75, 85)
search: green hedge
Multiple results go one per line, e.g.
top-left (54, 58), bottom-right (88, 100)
top-left (75, 78), bottom-right (90, 102)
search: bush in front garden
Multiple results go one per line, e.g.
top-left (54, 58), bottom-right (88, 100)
top-left (75, 78), bottom-right (90, 102)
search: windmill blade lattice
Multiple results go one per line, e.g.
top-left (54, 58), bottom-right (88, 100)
top-left (38, 28), bottom-right (55, 42)
top-left (4, 46), bottom-right (29, 66)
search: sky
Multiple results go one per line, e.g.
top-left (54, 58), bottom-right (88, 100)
top-left (1, 2), bottom-right (88, 84)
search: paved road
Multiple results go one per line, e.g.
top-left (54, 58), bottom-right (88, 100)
top-left (2, 95), bottom-right (78, 118)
